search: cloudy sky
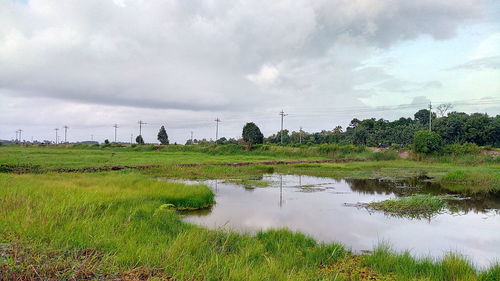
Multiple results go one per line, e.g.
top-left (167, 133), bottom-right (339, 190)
top-left (1, 0), bottom-right (499, 143)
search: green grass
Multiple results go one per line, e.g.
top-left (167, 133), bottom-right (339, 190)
top-left (367, 195), bottom-right (447, 218)
top-left (226, 178), bottom-right (270, 188)
top-left (1, 172), bottom-right (497, 280)
top-left (363, 245), bottom-right (499, 281)
top-left (0, 172), bottom-right (350, 280)
top-left (440, 170), bottom-right (500, 193)
top-left (1, 145), bottom-right (499, 280)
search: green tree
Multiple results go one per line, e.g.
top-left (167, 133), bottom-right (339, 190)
top-left (157, 125), bottom-right (169, 145)
top-left (242, 122), bottom-right (264, 146)
top-left (414, 109), bottom-right (436, 126)
top-left (136, 135), bottom-right (144, 145)
top-left (413, 130), bottom-right (443, 154)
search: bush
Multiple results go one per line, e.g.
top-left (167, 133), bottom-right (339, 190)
top-left (442, 143), bottom-right (482, 155)
top-left (413, 130), bottom-right (443, 154)
top-left (370, 150), bottom-right (399, 161)
top-left (316, 144), bottom-right (365, 156)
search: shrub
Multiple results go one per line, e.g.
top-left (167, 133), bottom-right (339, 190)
top-left (413, 130), bottom-right (443, 154)
top-left (370, 150), bottom-right (399, 161)
top-left (136, 135), bottom-right (144, 145)
top-left (442, 143), bottom-right (481, 155)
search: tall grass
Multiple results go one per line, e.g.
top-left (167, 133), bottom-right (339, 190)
top-left (2, 172), bottom-right (499, 280)
top-left (0, 172), bottom-right (348, 280)
top-left (363, 245), bottom-right (499, 281)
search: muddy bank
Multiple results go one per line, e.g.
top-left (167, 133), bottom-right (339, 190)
top-left (1, 159), bottom-right (364, 174)
top-left (178, 158), bottom-right (364, 167)
top-left (0, 164), bottom-right (160, 174)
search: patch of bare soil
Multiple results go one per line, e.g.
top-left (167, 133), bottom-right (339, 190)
top-left (321, 255), bottom-right (396, 281)
top-left (483, 150), bottom-right (500, 158)
top-left (53, 165), bottom-right (159, 173)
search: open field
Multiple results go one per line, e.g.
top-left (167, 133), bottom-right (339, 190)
top-left (1, 145), bottom-right (499, 280)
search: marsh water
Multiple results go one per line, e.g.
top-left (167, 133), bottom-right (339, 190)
top-left (179, 174), bottom-right (500, 267)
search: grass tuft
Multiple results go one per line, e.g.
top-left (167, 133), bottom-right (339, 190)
top-left (367, 195), bottom-right (446, 218)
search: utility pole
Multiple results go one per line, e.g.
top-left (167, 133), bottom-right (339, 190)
top-left (279, 110), bottom-right (288, 144)
top-left (113, 124), bottom-right (119, 143)
top-left (215, 118), bottom-right (221, 143)
top-left (190, 131), bottom-right (194, 144)
top-left (299, 126), bottom-right (303, 144)
top-left (138, 120), bottom-right (147, 136)
top-left (63, 125), bottom-right (69, 143)
top-left (54, 128), bottom-right (59, 144)
top-left (18, 129), bottom-right (23, 142)
top-left (15, 130), bottom-right (18, 141)
top-left (130, 134), bottom-right (133, 145)
top-left (428, 102), bottom-right (433, 131)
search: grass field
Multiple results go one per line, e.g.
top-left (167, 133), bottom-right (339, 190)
top-left (1, 145), bottom-right (499, 280)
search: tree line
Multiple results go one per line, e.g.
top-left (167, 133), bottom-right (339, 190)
top-left (264, 109), bottom-right (500, 147)
top-left (136, 109), bottom-right (499, 148)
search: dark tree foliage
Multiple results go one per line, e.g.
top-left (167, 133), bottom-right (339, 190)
top-left (136, 135), bottom-right (144, 145)
top-left (104, 139), bottom-right (110, 145)
top-left (157, 125), bottom-right (169, 145)
top-left (414, 109), bottom-right (436, 126)
top-left (225, 109), bottom-right (500, 148)
top-left (413, 130), bottom-right (443, 154)
top-left (242, 122), bottom-right (264, 145)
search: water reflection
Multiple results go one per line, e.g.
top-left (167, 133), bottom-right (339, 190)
top-left (182, 174), bottom-right (500, 267)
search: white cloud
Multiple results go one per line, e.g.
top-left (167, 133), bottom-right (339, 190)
top-left (246, 65), bottom-right (279, 86)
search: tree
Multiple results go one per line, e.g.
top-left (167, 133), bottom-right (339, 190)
top-left (104, 139), bottom-right (110, 145)
top-left (413, 130), bottom-right (443, 154)
top-left (414, 109), bottom-right (436, 126)
top-left (216, 137), bottom-right (227, 145)
top-left (436, 103), bottom-right (453, 117)
top-left (242, 122), bottom-right (264, 146)
top-left (136, 135), bottom-right (144, 145)
top-left (352, 127), bottom-right (368, 145)
top-left (157, 125), bottom-right (169, 145)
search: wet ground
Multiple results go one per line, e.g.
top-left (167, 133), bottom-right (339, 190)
top-left (178, 174), bottom-right (500, 268)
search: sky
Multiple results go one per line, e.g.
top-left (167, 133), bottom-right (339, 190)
top-left (1, 0), bottom-right (499, 144)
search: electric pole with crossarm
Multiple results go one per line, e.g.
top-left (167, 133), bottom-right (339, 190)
top-left (279, 110), bottom-right (288, 144)
top-left (113, 124), bottom-right (119, 143)
top-left (215, 118), bottom-right (221, 143)
top-left (63, 125), bottom-right (69, 143)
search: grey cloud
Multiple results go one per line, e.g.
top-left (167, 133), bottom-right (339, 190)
top-left (0, 0), bottom-right (483, 112)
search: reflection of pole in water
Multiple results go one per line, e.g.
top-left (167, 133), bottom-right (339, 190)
top-left (215, 179), bottom-right (218, 193)
top-left (279, 175), bottom-right (283, 208)
top-left (299, 175), bottom-right (302, 188)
